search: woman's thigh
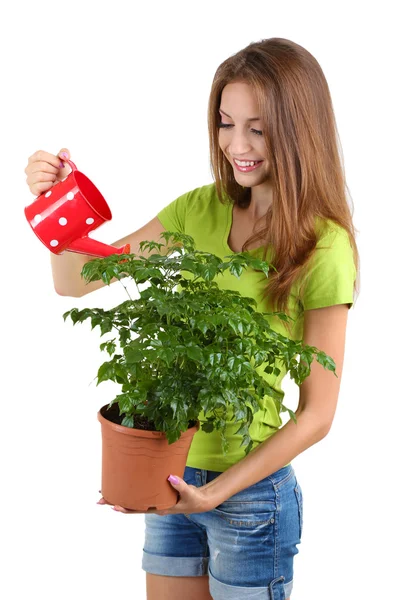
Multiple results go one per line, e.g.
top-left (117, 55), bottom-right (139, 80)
top-left (146, 573), bottom-right (212, 600)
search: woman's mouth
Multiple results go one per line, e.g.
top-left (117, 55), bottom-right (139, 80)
top-left (233, 158), bottom-right (264, 173)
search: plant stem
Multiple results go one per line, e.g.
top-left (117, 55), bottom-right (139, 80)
top-left (118, 278), bottom-right (133, 302)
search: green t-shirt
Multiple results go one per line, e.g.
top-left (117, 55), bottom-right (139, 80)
top-left (157, 183), bottom-right (356, 471)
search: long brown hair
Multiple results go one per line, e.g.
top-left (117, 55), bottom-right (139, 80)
top-left (208, 38), bottom-right (360, 325)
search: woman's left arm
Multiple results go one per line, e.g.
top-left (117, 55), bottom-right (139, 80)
top-left (202, 303), bottom-right (350, 507)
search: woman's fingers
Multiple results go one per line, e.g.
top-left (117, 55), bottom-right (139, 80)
top-left (26, 160), bottom-right (61, 175)
top-left (27, 150), bottom-right (63, 171)
top-left (96, 495), bottom-right (138, 513)
top-left (25, 148), bottom-right (71, 196)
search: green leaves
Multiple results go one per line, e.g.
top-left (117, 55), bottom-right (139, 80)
top-left (121, 415), bottom-right (134, 428)
top-left (222, 252), bottom-right (273, 279)
top-left (97, 361), bottom-right (115, 385)
top-left (63, 231), bottom-right (337, 456)
top-left (315, 350), bottom-right (337, 375)
top-left (100, 339), bottom-right (117, 356)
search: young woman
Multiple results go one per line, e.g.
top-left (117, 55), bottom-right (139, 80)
top-left (25, 37), bottom-right (359, 600)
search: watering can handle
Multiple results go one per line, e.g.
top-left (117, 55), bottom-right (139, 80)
top-left (63, 159), bottom-right (78, 173)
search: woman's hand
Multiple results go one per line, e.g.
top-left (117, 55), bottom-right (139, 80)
top-left (97, 474), bottom-right (217, 516)
top-left (24, 148), bottom-right (72, 196)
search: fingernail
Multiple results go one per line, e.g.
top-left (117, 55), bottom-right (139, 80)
top-left (59, 160), bottom-right (65, 168)
top-left (60, 152), bottom-right (69, 158)
top-left (168, 475), bottom-right (179, 484)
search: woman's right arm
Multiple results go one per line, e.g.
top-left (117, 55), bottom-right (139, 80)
top-left (25, 149), bottom-right (170, 298)
top-left (49, 215), bottom-right (168, 297)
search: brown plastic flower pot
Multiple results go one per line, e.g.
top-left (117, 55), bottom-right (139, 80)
top-left (97, 404), bottom-right (199, 511)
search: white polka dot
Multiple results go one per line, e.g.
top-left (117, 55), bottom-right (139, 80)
top-left (67, 192), bottom-right (74, 200)
top-left (45, 191), bottom-right (52, 198)
top-left (86, 217), bottom-right (94, 225)
top-left (50, 240), bottom-right (59, 247)
top-left (58, 217), bottom-right (68, 226)
top-left (34, 214), bottom-right (42, 223)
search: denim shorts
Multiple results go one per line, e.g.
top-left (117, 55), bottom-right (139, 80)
top-left (142, 463), bottom-right (303, 600)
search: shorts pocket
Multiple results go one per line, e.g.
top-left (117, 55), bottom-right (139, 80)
top-left (294, 481), bottom-right (303, 539)
top-left (214, 502), bottom-right (275, 527)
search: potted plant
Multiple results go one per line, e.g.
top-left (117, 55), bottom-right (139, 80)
top-left (63, 231), bottom-right (336, 511)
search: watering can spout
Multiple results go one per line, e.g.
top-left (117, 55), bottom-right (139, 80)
top-left (66, 237), bottom-right (130, 257)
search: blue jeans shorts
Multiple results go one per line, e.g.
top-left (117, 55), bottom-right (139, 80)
top-left (142, 463), bottom-right (303, 600)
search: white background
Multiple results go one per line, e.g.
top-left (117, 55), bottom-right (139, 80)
top-left (1, 1), bottom-right (417, 598)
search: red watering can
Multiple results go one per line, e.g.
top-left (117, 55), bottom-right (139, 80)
top-left (24, 159), bottom-right (130, 257)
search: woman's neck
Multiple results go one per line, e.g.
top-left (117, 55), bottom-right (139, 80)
top-left (247, 185), bottom-right (272, 220)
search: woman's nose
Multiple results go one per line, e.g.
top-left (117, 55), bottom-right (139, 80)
top-left (229, 130), bottom-right (252, 155)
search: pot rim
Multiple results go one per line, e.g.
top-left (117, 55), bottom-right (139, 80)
top-left (97, 403), bottom-right (200, 439)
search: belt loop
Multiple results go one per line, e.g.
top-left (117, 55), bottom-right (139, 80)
top-left (195, 470), bottom-right (202, 487)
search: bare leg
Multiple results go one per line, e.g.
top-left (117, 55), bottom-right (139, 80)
top-left (146, 573), bottom-right (213, 600)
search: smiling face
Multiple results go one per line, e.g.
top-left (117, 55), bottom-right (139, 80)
top-left (218, 81), bottom-right (271, 191)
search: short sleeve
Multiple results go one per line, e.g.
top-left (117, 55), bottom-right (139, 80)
top-left (301, 223), bottom-right (356, 310)
top-left (157, 190), bottom-right (191, 233)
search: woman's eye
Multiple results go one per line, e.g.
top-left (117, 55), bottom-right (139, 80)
top-left (218, 122), bottom-right (263, 136)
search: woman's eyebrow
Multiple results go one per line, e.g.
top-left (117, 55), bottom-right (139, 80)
top-left (219, 109), bottom-right (261, 122)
